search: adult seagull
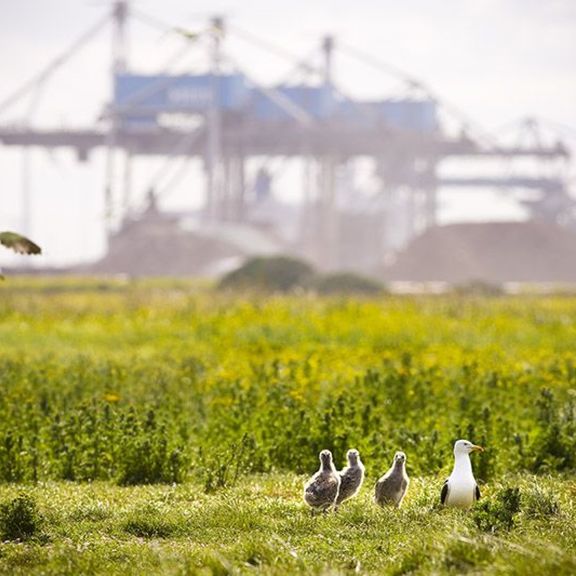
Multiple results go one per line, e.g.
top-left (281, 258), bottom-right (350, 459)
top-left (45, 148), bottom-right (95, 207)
top-left (441, 439), bottom-right (483, 508)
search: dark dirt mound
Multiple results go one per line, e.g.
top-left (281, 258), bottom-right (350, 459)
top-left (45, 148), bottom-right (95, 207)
top-left (385, 221), bottom-right (576, 283)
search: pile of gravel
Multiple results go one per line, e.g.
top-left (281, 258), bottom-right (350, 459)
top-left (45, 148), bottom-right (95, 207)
top-left (385, 221), bottom-right (576, 283)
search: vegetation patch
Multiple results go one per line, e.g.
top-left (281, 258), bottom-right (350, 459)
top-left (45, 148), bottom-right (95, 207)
top-left (311, 272), bottom-right (386, 295)
top-left (0, 279), bottom-right (574, 574)
top-left (473, 487), bottom-right (522, 532)
top-left (0, 494), bottom-right (44, 542)
top-left (121, 507), bottom-right (182, 539)
top-left (218, 255), bottom-right (314, 292)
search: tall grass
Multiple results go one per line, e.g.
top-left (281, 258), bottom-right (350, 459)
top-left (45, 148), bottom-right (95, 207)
top-left (0, 280), bottom-right (574, 484)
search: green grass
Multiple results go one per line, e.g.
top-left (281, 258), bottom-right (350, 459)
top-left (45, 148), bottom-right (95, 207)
top-left (0, 475), bottom-right (574, 575)
top-left (0, 278), bottom-right (575, 573)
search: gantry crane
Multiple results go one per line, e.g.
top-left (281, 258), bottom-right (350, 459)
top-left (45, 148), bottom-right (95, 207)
top-left (0, 1), bottom-right (572, 270)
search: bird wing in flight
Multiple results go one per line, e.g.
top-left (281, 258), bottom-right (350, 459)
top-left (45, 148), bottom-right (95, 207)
top-left (0, 232), bottom-right (42, 255)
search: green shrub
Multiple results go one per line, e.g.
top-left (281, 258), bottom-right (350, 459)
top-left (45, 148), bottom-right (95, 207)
top-left (311, 272), bottom-right (385, 295)
top-left (199, 434), bottom-right (255, 493)
top-left (0, 431), bottom-right (29, 482)
top-left (473, 487), bottom-right (522, 532)
top-left (529, 388), bottom-right (576, 473)
top-left (0, 494), bottom-right (43, 541)
top-left (117, 409), bottom-right (188, 485)
top-left (218, 256), bottom-right (314, 292)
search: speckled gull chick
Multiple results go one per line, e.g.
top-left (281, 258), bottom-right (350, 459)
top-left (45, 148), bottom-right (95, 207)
top-left (441, 439), bottom-right (483, 509)
top-left (335, 449), bottom-right (365, 510)
top-left (303, 449), bottom-right (341, 513)
top-left (374, 451), bottom-right (410, 508)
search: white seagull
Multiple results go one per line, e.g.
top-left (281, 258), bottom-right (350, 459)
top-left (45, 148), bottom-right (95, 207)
top-left (441, 439), bottom-right (484, 509)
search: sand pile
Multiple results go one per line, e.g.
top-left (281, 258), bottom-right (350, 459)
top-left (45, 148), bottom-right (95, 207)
top-left (386, 221), bottom-right (576, 283)
top-left (88, 226), bottom-right (240, 277)
top-left (85, 209), bottom-right (286, 277)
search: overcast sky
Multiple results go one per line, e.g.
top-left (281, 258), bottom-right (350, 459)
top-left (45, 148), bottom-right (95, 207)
top-left (1, 0), bottom-right (575, 266)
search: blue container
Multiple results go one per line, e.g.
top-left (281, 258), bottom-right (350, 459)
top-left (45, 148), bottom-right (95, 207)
top-left (114, 73), bottom-right (249, 115)
top-left (376, 100), bottom-right (438, 132)
top-left (251, 85), bottom-right (337, 121)
top-left (336, 98), bottom-right (438, 132)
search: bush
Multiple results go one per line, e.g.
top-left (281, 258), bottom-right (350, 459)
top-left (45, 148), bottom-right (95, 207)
top-left (218, 256), bottom-right (314, 292)
top-left (0, 494), bottom-right (43, 541)
top-left (199, 434), bottom-right (255, 493)
top-left (528, 388), bottom-right (576, 473)
top-left (117, 408), bottom-right (189, 486)
top-left (311, 272), bottom-right (385, 295)
top-left (473, 487), bottom-right (521, 532)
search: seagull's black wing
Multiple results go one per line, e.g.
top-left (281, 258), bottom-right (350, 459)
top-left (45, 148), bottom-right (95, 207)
top-left (440, 479), bottom-right (449, 505)
top-left (0, 232), bottom-right (41, 255)
top-left (475, 484), bottom-right (481, 501)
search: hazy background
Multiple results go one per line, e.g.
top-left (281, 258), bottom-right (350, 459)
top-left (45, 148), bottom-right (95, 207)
top-left (1, 0), bottom-right (575, 267)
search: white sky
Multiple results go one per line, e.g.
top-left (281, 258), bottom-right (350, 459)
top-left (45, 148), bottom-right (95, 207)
top-left (1, 0), bottom-right (575, 266)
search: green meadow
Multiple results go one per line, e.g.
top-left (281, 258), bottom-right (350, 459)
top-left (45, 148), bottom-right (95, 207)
top-left (0, 278), bottom-right (574, 574)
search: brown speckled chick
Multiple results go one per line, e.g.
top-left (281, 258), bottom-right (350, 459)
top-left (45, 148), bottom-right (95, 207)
top-left (304, 450), bottom-right (341, 513)
top-left (335, 449), bottom-right (365, 510)
top-left (374, 451), bottom-right (410, 508)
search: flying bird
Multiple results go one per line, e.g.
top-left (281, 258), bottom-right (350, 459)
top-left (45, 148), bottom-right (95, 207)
top-left (441, 439), bottom-right (483, 509)
top-left (174, 27), bottom-right (200, 41)
top-left (303, 449), bottom-right (341, 513)
top-left (0, 231), bottom-right (42, 255)
top-left (374, 451), bottom-right (410, 508)
top-left (335, 449), bottom-right (365, 510)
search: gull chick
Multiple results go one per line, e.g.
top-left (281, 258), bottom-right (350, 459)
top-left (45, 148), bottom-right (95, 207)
top-left (335, 449), bottom-right (365, 510)
top-left (304, 449), bottom-right (340, 513)
top-left (374, 451), bottom-right (409, 508)
top-left (441, 439), bottom-right (483, 509)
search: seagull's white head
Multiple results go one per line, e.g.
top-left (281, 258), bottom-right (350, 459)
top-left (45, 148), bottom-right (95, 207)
top-left (346, 449), bottom-right (360, 466)
top-left (319, 449), bottom-right (334, 468)
top-left (454, 439), bottom-right (484, 456)
top-left (394, 451), bottom-right (407, 464)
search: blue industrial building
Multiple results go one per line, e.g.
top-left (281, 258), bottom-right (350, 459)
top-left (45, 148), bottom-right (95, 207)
top-left (114, 73), bottom-right (438, 133)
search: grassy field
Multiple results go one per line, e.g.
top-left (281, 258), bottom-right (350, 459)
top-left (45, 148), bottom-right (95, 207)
top-left (0, 278), bottom-right (574, 574)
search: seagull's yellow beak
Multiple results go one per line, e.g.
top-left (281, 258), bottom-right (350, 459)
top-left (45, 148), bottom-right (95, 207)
top-left (471, 444), bottom-right (484, 453)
